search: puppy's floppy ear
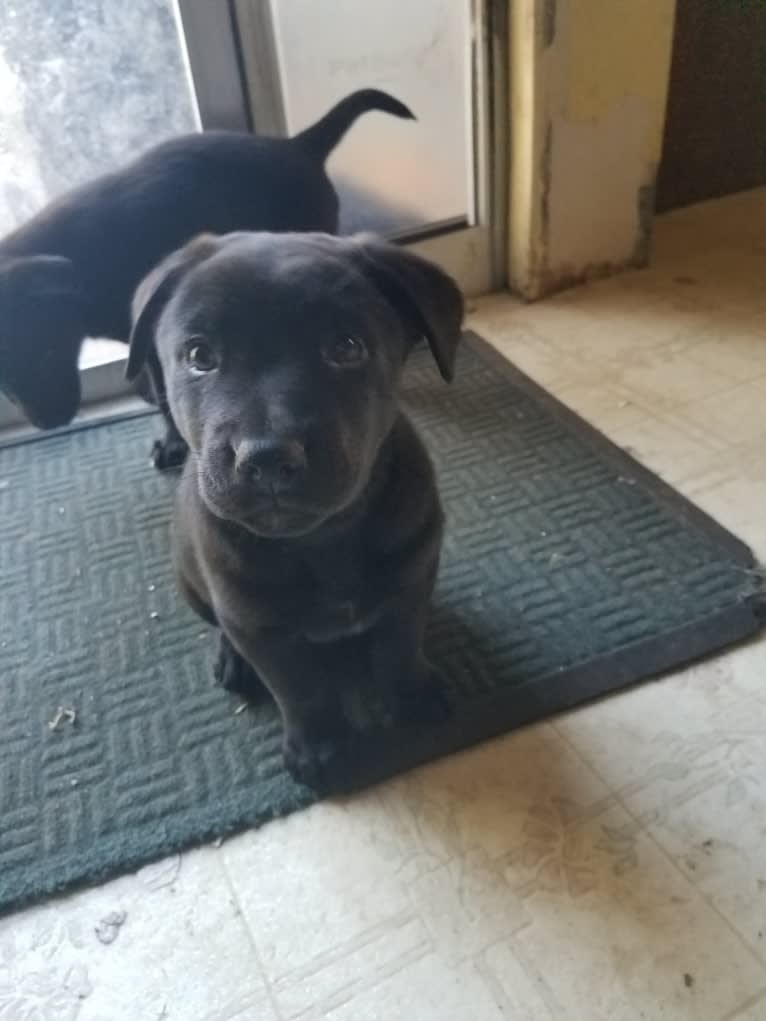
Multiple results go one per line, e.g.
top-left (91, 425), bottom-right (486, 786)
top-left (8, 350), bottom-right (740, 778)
top-left (352, 237), bottom-right (464, 382)
top-left (127, 234), bottom-right (220, 383)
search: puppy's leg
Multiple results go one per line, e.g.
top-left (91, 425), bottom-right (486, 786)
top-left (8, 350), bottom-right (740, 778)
top-left (175, 567), bottom-right (267, 700)
top-left (221, 622), bottom-right (362, 790)
top-left (370, 580), bottom-right (450, 726)
top-left (213, 632), bottom-right (270, 703)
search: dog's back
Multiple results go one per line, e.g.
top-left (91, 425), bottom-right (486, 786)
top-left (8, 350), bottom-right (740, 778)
top-left (0, 88), bottom-right (414, 342)
top-left (1, 133), bottom-right (337, 342)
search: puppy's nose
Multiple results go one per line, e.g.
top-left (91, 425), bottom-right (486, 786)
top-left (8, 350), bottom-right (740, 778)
top-left (234, 437), bottom-right (307, 490)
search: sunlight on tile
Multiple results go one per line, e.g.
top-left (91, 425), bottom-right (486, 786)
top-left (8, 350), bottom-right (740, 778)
top-left (0, 851), bottom-right (267, 1021)
top-left (512, 805), bottom-right (766, 1021)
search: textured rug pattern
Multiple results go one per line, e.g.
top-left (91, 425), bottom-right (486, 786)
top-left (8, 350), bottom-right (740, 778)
top-left (0, 335), bottom-right (762, 914)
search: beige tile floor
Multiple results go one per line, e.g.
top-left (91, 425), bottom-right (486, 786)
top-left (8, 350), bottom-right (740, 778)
top-left (2, 189), bottom-right (766, 1021)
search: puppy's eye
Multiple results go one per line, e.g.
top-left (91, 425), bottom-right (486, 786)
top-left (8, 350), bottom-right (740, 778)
top-left (322, 336), bottom-right (368, 369)
top-left (186, 341), bottom-right (218, 374)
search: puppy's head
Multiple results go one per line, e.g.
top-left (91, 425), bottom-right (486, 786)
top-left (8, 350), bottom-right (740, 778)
top-left (129, 231), bottom-right (463, 538)
top-left (0, 255), bottom-right (85, 428)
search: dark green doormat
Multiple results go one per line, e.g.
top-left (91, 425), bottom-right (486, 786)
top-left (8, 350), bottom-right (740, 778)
top-left (0, 332), bottom-right (763, 914)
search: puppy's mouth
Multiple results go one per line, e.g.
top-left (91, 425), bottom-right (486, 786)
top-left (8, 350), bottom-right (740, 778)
top-left (243, 501), bottom-right (324, 538)
top-left (198, 475), bottom-right (327, 538)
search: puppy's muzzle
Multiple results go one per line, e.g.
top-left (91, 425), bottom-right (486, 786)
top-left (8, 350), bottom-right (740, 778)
top-left (233, 436), bottom-right (308, 494)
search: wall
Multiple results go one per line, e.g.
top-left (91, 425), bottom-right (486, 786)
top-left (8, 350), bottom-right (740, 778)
top-left (509, 0), bottom-right (677, 300)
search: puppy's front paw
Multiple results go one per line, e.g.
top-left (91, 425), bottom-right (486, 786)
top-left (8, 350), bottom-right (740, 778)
top-left (398, 666), bottom-right (452, 727)
top-left (151, 435), bottom-right (188, 472)
top-left (214, 639), bottom-right (269, 703)
top-left (283, 734), bottom-right (349, 792)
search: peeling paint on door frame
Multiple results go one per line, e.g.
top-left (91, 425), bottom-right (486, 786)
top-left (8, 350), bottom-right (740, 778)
top-left (507, 0), bottom-right (676, 300)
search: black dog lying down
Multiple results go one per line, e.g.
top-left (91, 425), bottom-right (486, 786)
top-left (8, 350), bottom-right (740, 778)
top-left (0, 89), bottom-right (413, 467)
top-left (127, 231), bottom-right (463, 789)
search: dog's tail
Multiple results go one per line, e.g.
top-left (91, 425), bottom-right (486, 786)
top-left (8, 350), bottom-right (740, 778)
top-left (292, 88), bottom-right (415, 162)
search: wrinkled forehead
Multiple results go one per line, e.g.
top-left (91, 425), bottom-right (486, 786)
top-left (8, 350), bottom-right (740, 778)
top-left (168, 244), bottom-right (385, 342)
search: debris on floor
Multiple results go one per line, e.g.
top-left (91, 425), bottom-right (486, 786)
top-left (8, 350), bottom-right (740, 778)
top-left (137, 854), bottom-right (181, 891)
top-left (683, 973), bottom-right (695, 989)
top-left (48, 706), bottom-right (77, 731)
top-left (95, 910), bottom-right (127, 945)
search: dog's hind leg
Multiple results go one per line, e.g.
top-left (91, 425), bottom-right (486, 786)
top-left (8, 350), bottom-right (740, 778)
top-left (370, 578), bottom-right (451, 727)
top-left (175, 568), bottom-right (269, 702)
top-left (214, 633), bottom-right (271, 704)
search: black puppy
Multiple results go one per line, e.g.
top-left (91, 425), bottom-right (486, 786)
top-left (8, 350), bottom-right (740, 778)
top-left (0, 89), bottom-right (413, 468)
top-left (127, 231), bottom-right (463, 788)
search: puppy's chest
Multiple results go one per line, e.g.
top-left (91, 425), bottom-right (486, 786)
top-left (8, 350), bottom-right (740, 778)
top-left (231, 534), bottom-right (373, 633)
